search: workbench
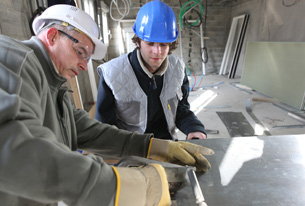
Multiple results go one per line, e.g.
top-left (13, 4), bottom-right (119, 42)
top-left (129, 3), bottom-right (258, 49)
top-left (175, 134), bottom-right (305, 205)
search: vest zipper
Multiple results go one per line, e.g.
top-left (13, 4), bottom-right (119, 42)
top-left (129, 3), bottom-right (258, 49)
top-left (152, 75), bottom-right (157, 90)
top-left (60, 117), bottom-right (69, 146)
top-left (57, 89), bottom-right (70, 147)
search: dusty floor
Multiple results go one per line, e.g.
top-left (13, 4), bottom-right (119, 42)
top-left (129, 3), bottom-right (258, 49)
top-left (177, 74), bottom-right (305, 140)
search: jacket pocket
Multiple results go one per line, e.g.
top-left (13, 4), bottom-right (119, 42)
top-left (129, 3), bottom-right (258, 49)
top-left (167, 89), bottom-right (182, 118)
top-left (116, 100), bottom-right (141, 125)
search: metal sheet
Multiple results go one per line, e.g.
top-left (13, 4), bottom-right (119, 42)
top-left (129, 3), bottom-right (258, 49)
top-left (175, 134), bottom-right (305, 205)
top-left (216, 111), bottom-right (255, 137)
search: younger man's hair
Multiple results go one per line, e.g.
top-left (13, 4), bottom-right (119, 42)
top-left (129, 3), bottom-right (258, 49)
top-left (131, 35), bottom-right (178, 55)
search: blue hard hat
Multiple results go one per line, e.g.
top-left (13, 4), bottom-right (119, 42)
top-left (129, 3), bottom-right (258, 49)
top-left (133, 0), bottom-right (178, 43)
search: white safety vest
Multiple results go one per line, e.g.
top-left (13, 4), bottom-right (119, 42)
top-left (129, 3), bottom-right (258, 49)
top-left (99, 54), bottom-right (185, 140)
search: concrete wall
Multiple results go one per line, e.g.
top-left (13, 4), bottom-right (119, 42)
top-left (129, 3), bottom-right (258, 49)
top-left (0, 0), bottom-right (34, 39)
top-left (204, 5), bottom-right (230, 75)
top-left (0, 0), bottom-right (97, 111)
top-left (104, 0), bottom-right (230, 75)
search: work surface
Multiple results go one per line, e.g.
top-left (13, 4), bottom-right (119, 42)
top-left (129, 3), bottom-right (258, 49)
top-left (176, 134), bottom-right (305, 206)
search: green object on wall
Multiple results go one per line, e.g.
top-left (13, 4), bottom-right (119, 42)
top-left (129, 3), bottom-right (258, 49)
top-left (241, 42), bottom-right (305, 110)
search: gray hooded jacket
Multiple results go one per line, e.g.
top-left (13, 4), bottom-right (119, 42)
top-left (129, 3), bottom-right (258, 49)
top-left (0, 35), bottom-right (151, 206)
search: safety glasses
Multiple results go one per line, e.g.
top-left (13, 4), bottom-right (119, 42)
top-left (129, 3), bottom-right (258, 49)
top-left (58, 30), bottom-right (92, 61)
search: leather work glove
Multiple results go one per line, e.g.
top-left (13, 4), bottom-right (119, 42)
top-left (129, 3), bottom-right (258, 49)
top-left (112, 164), bottom-right (170, 206)
top-left (147, 138), bottom-right (214, 172)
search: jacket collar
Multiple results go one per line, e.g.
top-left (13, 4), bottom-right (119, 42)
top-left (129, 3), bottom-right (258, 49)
top-left (22, 36), bottom-right (66, 89)
top-left (136, 49), bottom-right (168, 78)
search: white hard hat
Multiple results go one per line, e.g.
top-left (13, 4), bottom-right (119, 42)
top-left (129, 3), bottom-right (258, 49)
top-left (32, 4), bottom-right (106, 60)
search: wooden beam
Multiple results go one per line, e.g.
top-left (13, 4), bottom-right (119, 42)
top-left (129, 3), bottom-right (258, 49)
top-left (70, 77), bottom-right (83, 109)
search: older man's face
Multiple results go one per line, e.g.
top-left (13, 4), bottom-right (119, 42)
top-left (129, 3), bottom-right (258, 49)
top-left (52, 29), bottom-right (94, 81)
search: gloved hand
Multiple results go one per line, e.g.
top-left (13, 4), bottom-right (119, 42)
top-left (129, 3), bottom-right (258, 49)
top-left (112, 164), bottom-right (170, 206)
top-left (147, 138), bottom-right (214, 172)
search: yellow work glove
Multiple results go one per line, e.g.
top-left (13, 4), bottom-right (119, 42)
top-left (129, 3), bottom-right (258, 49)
top-left (112, 164), bottom-right (170, 206)
top-left (147, 138), bottom-right (214, 172)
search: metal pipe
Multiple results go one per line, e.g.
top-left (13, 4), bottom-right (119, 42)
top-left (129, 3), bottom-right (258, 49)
top-left (188, 169), bottom-right (208, 206)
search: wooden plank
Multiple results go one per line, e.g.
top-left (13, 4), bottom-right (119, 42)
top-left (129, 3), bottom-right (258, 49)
top-left (70, 77), bottom-right (83, 109)
top-left (88, 103), bottom-right (96, 119)
top-left (219, 14), bottom-right (246, 75)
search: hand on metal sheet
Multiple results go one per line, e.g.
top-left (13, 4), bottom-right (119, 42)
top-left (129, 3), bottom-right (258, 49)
top-left (187, 132), bottom-right (207, 140)
top-left (147, 138), bottom-right (214, 172)
top-left (112, 163), bottom-right (171, 206)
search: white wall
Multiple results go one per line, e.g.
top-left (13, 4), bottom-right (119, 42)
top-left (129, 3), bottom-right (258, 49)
top-left (230, 0), bottom-right (305, 77)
